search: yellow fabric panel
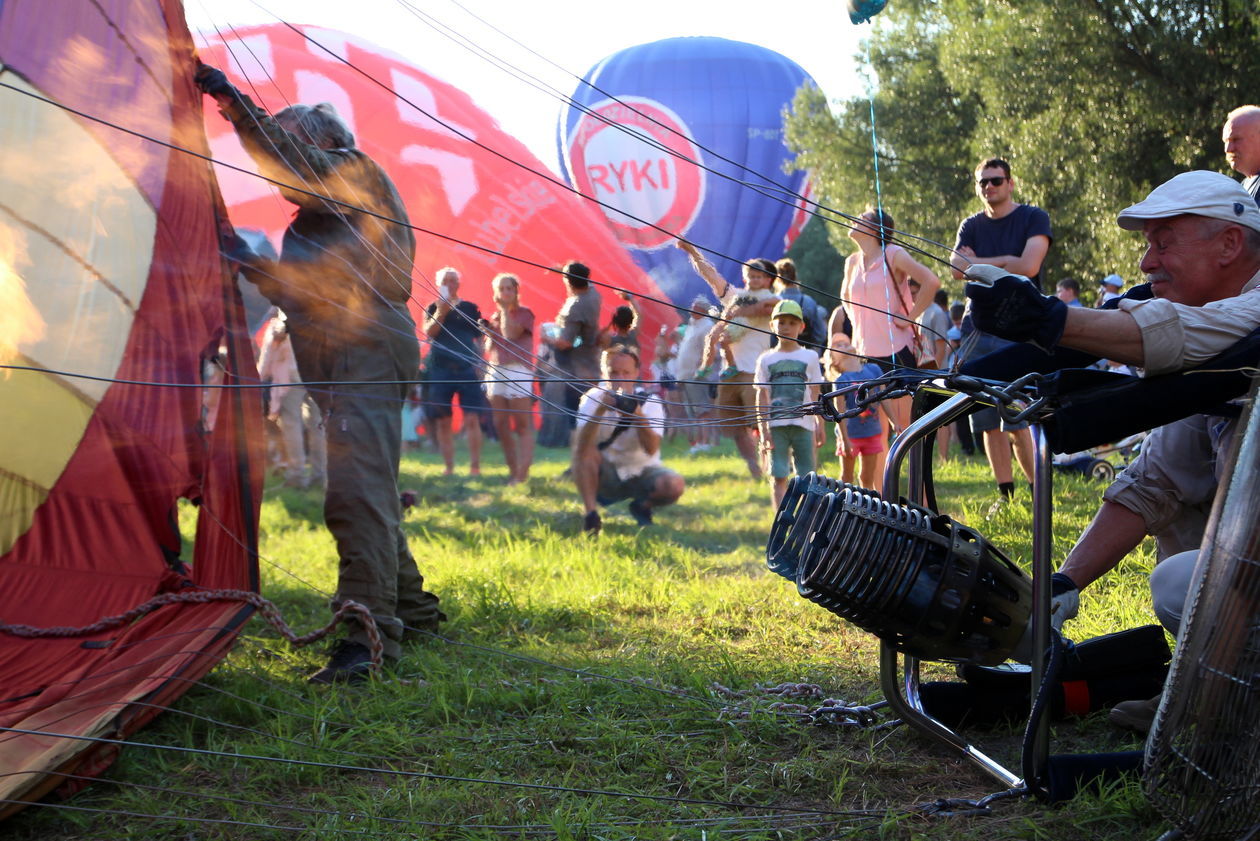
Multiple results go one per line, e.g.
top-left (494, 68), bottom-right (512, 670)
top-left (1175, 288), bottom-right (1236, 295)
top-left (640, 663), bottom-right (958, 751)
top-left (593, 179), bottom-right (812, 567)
top-left (0, 72), bottom-right (155, 554)
top-left (0, 370), bottom-right (94, 554)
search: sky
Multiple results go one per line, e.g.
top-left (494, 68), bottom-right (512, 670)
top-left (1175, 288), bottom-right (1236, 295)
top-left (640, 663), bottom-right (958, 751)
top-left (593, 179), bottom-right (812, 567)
top-left (184, 0), bottom-right (873, 173)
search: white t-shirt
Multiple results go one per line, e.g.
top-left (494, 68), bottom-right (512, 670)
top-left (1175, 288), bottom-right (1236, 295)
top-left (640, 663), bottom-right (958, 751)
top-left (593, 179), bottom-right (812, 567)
top-left (754, 346), bottom-right (824, 429)
top-left (577, 384), bottom-right (666, 479)
top-left (719, 286), bottom-right (775, 373)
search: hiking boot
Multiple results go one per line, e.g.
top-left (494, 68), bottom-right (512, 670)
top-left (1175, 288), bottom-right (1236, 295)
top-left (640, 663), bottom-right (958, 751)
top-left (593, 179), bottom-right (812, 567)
top-left (628, 499), bottom-right (654, 526)
top-left (583, 510), bottom-right (602, 535)
top-left (1109, 694), bottom-right (1161, 734)
top-left (308, 640), bottom-right (375, 685)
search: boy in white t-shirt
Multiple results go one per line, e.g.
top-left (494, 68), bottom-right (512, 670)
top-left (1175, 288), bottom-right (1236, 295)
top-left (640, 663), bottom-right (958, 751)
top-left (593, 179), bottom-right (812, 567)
top-left (755, 300), bottom-right (825, 509)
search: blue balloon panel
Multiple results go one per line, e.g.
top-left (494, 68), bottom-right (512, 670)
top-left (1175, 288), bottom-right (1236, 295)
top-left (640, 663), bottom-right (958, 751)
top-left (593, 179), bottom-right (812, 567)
top-left (558, 36), bottom-right (815, 307)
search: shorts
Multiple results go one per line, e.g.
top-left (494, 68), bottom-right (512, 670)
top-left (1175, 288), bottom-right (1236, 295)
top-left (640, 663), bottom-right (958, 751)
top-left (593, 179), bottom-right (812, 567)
top-left (866, 345), bottom-right (917, 374)
top-left (969, 405), bottom-right (1029, 434)
top-left (427, 372), bottom-right (488, 420)
top-left (595, 461), bottom-right (677, 505)
top-left (484, 362), bottom-right (535, 400)
top-left (839, 432), bottom-right (884, 457)
top-left (680, 379), bottom-right (715, 419)
top-left (769, 424), bottom-right (816, 479)
top-left (715, 372), bottom-right (757, 426)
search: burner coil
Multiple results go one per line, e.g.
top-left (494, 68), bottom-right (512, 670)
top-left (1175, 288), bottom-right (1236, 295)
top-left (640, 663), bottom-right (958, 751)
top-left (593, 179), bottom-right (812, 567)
top-left (766, 473), bottom-right (1032, 665)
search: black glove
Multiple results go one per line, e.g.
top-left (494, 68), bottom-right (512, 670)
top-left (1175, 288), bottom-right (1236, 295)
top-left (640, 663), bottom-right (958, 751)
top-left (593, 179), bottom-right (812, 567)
top-left (194, 63), bottom-right (237, 99)
top-left (964, 266), bottom-right (1068, 353)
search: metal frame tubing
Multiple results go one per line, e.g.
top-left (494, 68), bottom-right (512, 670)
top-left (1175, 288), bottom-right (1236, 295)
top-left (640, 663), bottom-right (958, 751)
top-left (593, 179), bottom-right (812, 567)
top-left (877, 391), bottom-right (1024, 789)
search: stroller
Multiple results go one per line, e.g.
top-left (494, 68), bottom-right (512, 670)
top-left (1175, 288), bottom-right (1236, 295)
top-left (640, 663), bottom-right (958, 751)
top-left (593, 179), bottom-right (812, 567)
top-left (1051, 431), bottom-right (1145, 482)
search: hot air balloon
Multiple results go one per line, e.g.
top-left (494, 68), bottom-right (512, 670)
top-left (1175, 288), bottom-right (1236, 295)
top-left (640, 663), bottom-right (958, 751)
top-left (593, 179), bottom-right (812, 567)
top-left (0, 0), bottom-right (262, 815)
top-left (558, 37), bottom-right (816, 307)
top-left (196, 24), bottom-right (675, 371)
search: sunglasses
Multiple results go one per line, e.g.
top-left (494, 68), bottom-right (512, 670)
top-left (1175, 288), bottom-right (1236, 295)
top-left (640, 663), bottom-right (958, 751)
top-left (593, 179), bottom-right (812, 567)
top-left (976, 176), bottom-right (1008, 187)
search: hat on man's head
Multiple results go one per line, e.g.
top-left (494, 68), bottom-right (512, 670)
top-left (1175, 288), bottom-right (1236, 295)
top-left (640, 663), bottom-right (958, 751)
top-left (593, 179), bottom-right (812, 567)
top-left (1100, 273), bottom-right (1123, 289)
top-left (771, 299), bottom-right (804, 321)
top-left (1117, 170), bottom-right (1260, 234)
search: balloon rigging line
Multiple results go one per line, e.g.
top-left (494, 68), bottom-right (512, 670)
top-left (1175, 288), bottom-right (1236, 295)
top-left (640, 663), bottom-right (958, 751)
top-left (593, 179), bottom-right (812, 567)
top-left (0, 769), bottom-right (836, 836)
top-left (185, 499), bottom-right (742, 713)
top-left (199, 0), bottom-right (963, 364)
top-left (0, 791), bottom-right (856, 839)
top-left (206, 16), bottom-right (427, 310)
top-left (395, 0), bottom-right (957, 275)
top-left (0, 360), bottom-right (900, 433)
top-left (0, 73), bottom-right (953, 374)
top-left (395, 0), bottom-right (801, 199)
top-left (255, 12), bottom-right (965, 300)
top-left (861, 35), bottom-right (902, 370)
top-left (0, 78), bottom-right (950, 439)
top-left (0, 725), bottom-right (867, 817)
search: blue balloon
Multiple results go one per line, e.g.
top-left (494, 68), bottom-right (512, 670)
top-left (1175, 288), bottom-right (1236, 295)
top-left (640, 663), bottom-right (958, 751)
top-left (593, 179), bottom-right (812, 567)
top-left (558, 37), bottom-right (816, 307)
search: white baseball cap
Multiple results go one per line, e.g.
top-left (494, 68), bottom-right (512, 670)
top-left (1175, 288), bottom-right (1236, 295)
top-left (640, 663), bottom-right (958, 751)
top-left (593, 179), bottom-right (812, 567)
top-left (1117, 170), bottom-right (1260, 234)
top-left (1100, 274), bottom-right (1123, 289)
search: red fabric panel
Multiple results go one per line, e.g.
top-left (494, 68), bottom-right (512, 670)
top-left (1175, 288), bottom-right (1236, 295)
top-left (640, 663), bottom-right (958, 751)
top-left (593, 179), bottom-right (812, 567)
top-left (0, 0), bottom-right (263, 813)
top-left (198, 24), bottom-right (676, 373)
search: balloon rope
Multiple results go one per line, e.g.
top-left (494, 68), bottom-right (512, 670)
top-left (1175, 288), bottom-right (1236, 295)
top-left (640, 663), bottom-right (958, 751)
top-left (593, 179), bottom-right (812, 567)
top-left (863, 38), bottom-right (901, 371)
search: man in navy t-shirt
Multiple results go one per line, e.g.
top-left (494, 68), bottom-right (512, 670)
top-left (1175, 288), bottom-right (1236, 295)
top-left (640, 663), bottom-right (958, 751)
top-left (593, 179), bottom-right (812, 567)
top-left (424, 267), bottom-right (489, 475)
top-left (950, 158), bottom-right (1052, 514)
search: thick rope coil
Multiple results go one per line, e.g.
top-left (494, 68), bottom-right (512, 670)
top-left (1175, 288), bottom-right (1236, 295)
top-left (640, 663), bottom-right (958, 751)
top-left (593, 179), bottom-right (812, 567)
top-left (0, 589), bottom-right (385, 673)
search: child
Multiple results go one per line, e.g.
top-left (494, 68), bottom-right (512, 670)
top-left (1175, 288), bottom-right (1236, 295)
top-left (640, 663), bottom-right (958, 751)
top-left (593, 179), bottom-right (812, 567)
top-left (755, 300), bottom-right (825, 508)
top-left (695, 289), bottom-right (762, 381)
top-left (824, 332), bottom-right (887, 489)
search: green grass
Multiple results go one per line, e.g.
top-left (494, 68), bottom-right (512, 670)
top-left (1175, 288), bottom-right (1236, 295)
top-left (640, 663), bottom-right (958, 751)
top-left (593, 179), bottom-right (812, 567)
top-left (6, 433), bottom-right (1170, 839)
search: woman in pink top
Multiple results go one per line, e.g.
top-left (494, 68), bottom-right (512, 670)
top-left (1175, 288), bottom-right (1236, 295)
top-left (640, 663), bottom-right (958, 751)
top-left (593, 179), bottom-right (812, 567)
top-left (830, 207), bottom-right (941, 440)
top-left (484, 273), bottom-right (536, 484)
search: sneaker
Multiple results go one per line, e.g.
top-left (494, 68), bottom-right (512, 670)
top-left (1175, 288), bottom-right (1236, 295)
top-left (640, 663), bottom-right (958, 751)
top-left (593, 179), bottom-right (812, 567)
top-left (719, 365), bottom-right (740, 381)
top-left (1109, 694), bottom-right (1161, 734)
top-left (628, 499), bottom-right (654, 526)
top-left (308, 640), bottom-right (375, 685)
top-left (583, 510), bottom-right (602, 535)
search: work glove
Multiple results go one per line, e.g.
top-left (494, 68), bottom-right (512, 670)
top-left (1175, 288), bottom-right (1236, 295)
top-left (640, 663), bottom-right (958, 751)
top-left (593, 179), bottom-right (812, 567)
top-left (1049, 572), bottom-right (1080, 633)
top-left (194, 63), bottom-right (237, 99)
top-left (964, 265), bottom-right (1067, 353)
top-left (1008, 572), bottom-right (1081, 664)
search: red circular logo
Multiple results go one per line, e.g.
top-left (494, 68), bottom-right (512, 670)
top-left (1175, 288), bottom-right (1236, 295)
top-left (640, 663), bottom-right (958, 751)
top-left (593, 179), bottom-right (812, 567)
top-left (566, 97), bottom-right (704, 251)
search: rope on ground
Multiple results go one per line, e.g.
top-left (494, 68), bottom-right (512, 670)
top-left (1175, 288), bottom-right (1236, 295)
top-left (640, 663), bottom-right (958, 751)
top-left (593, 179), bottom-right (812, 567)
top-left (711, 681), bottom-right (894, 728)
top-left (0, 589), bottom-right (385, 673)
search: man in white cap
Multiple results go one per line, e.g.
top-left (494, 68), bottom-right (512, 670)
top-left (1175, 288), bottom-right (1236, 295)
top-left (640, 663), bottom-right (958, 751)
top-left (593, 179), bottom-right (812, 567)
top-left (1223, 105), bottom-right (1260, 203)
top-left (1096, 273), bottom-right (1123, 306)
top-left (965, 170), bottom-right (1260, 732)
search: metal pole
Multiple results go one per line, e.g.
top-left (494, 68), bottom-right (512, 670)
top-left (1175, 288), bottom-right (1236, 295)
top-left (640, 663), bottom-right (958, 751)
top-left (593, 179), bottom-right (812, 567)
top-left (1027, 424), bottom-right (1054, 796)
top-left (878, 391), bottom-right (1022, 788)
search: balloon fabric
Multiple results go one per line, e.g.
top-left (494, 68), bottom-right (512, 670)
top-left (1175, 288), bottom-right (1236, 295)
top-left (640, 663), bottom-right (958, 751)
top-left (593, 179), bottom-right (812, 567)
top-left (197, 24), bottom-right (675, 374)
top-left (559, 37), bottom-right (816, 307)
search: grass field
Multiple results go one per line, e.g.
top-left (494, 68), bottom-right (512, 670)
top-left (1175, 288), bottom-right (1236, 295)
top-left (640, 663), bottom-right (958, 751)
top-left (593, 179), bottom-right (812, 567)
top-left (7, 431), bottom-right (1172, 840)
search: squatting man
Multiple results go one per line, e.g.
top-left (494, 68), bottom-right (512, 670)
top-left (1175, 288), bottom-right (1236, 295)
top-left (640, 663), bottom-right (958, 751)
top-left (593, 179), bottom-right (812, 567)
top-left (573, 346), bottom-right (685, 535)
top-left (965, 170), bottom-right (1260, 733)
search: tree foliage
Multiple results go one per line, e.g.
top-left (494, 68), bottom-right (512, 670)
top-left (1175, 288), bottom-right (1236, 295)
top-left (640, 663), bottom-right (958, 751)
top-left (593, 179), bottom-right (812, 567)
top-left (785, 0), bottom-right (1260, 300)
top-left (786, 212), bottom-right (846, 311)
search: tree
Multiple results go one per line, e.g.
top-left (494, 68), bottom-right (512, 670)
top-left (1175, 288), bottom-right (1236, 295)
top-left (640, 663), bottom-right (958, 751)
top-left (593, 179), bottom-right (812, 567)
top-left (786, 213), bottom-right (846, 313)
top-left (785, 0), bottom-right (1260, 300)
